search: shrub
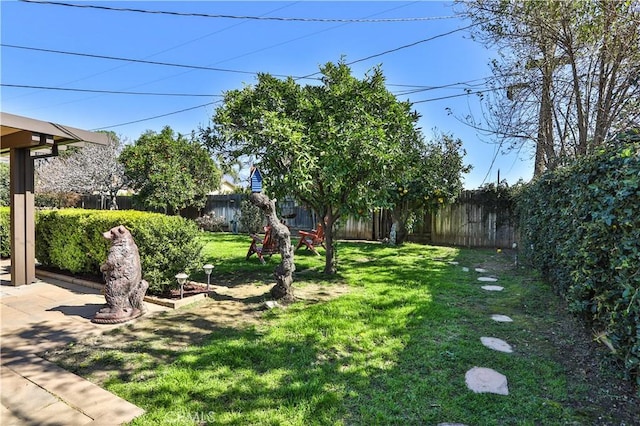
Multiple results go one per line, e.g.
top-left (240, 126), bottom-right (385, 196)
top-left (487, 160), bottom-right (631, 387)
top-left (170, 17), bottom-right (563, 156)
top-left (0, 163), bottom-right (8, 207)
top-left (239, 198), bottom-right (263, 233)
top-left (36, 209), bottom-right (204, 295)
top-left (35, 192), bottom-right (81, 209)
top-left (0, 207), bottom-right (9, 257)
top-left (195, 213), bottom-right (226, 232)
top-left (517, 129), bottom-right (640, 386)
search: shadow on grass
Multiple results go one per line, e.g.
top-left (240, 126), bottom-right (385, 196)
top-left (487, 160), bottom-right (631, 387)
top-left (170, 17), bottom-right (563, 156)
top-left (39, 239), bottom-right (640, 425)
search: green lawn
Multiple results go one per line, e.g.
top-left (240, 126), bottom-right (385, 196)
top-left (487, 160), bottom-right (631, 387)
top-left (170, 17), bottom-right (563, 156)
top-left (46, 233), bottom-right (639, 425)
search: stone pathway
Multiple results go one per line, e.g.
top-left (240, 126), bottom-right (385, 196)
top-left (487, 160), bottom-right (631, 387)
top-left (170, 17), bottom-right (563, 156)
top-left (441, 260), bottom-right (518, 425)
top-left (467, 266), bottom-right (512, 395)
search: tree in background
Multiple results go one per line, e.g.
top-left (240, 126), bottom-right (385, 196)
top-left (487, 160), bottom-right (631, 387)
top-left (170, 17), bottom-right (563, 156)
top-left (120, 126), bottom-right (221, 215)
top-left (456, 0), bottom-right (640, 176)
top-left (384, 132), bottom-right (470, 245)
top-left (34, 131), bottom-right (127, 209)
top-left (203, 61), bottom-right (424, 274)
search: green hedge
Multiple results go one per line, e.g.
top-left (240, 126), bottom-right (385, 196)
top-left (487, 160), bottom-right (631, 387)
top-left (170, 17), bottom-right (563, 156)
top-left (0, 207), bottom-right (9, 258)
top-left (517, 130), bottom-right (640, 386)
top-left (36, 209), bottom-right (204, 295)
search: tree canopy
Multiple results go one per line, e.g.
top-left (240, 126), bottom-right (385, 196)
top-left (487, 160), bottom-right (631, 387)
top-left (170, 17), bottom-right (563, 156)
top-left (202, 60), bottom-right (468, 272)
top-left (457, 0), bottom-right (640, 176)
top-left (121, 126), bottom-right (221, 215)
top-left (383, 132), bottom-right (470, 244)
top-left (34, 131), bottom-right (126, 209)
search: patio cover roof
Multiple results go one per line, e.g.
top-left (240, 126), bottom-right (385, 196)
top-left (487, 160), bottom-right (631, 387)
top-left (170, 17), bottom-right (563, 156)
top-left (1, 112), bottom-right (110, 156)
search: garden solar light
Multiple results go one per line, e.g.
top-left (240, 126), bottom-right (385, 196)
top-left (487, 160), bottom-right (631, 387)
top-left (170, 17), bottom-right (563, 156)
top-left (175, 272), bottom-right (188, 299)
top-left (203, 264), bottom-right (214, 291)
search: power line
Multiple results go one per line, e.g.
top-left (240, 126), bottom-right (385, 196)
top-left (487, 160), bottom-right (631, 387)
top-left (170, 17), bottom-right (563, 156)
top-left (297, 21), bottom-right (483, 80)
top-left (1, 83), bottom-right (220, 97)
top-left (411, 87), bottom-right (503, 104)
top-left (2, 43), bottom-right (502, 92)
top-left (348, 22), bottom-right (480, 66)
top-left (391, 77), bottom-right (493, 96)
top-left (93, 102), bottom-right (220, 130)
top-left (1, 44), bottom-right (310, 80)
top-left (20, 0), bottom-right (457, 23)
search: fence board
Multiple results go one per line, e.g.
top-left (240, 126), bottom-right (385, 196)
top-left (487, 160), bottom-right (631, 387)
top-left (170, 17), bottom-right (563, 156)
top-left (77, 190), bottom-right (516, 247)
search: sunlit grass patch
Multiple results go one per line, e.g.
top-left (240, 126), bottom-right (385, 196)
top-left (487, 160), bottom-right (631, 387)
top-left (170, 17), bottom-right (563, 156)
top-left (43, 233), bottom-right (639, 425)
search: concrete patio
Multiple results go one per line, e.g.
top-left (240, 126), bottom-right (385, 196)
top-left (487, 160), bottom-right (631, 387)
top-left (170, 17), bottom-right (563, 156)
top-left (0, 259), bottom-right (169, 425)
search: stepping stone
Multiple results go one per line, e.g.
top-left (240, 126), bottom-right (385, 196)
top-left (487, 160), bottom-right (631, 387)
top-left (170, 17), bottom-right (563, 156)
top-left (481, 337), bottom-right (513, 353)
top-left (491, 314), bottom-right (513, 322)
top-left (475, 268), bottom-right (488, 273)
top-left (465, 367), bottom-right (509, 395)
top-left (448, 261), bottom-right (459, 265)
top-left (481, 285), bottom-right (504, 291)
top-left (477, 276), bottom-right (498, 282)
top-left (438, 424), bottom-right (467, 426)
top-left (462, 267), bottom-right (469, 272)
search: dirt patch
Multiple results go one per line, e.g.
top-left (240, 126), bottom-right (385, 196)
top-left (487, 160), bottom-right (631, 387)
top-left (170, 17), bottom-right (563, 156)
top-left (41, 281), bottom-right (351, 382)
top-left (540, 302), bottom-right (640, 425)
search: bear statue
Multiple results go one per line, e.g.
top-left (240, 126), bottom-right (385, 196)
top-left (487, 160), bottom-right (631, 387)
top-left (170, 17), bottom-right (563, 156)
top-left (93, 225), bottom-right (149, 324)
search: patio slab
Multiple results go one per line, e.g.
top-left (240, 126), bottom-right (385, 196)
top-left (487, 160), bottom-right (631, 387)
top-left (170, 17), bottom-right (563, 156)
top-left (1, 259), bottom-right (168, 425)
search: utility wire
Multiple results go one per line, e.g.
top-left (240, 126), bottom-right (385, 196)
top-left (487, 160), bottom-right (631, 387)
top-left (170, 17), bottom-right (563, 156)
top-left (1, 44), bottom-right (307, 80)
top-left (296, 21), bottom-right (483, 80)
top-left (93, 101), bottom-right (220, 130)
top-left (411, 87), bottom-right (504, 104)
top-left (348, 22), bottom-right (480, 65)
top-left (20, 0), bottom-right (457, 23)
top-left (1, 83), bottom-right (220, 97)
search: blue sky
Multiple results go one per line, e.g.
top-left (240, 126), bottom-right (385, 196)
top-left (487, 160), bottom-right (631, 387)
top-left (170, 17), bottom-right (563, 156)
top-left (1, 1), bottom-right (534, 188)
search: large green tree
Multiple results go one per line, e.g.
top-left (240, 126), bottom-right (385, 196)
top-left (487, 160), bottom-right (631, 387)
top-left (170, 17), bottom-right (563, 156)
top-left (120, 126), bottom-right (221, 215)
top-left (457, 0), bottom-right (640, 176)
top-left (384, 132), bottom-right (470, 244)
top-left (202, 61), bottom-right (422, 274)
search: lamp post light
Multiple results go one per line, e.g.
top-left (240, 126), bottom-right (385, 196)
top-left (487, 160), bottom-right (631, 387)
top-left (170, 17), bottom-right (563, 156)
top-left (175, 272), bottom-right (188, 299)
top-left (203, 264), bottom-right (214, 292)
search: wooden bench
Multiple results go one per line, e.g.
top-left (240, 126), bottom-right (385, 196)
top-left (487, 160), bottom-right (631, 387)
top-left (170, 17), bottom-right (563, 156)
top-left (246, 226), bottom-right (279, 264)
top-left (295, 222), bottom-right (325, 255)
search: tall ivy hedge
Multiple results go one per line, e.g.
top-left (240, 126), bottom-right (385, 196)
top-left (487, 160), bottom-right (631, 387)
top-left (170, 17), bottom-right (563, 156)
top-left (35, 209), bottom-right (204, 295)
top-left (517, 130), bottom-right (640, 386)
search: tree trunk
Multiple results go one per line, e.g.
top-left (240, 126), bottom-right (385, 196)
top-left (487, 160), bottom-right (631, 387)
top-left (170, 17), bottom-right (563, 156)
top-left (390, 207), bottom-right (408, 245)
top-left (323, 212), bottom-right (337, 274)
top-left (249, 193), bottom-right (296, 302)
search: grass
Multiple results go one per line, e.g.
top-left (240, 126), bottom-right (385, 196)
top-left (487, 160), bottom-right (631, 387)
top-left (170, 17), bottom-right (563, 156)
top-left (45, 233), bottom-right (639, 425)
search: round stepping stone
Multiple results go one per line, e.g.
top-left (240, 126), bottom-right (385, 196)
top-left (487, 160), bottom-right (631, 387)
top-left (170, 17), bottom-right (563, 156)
top-left (475, 268), bottom-right (488, 273)
top-left (480, 337), bottom-right (513, 353)
top-left (491, 314), bottom-right (513, 322)
top-left (481, 285), bottom-right (504, 291)
top-left (477, 276), bottom-right (498, 282)
top-left (462, 267), bottom-right (469, 272)
top-left (465, 367), bottom-right (509, 395)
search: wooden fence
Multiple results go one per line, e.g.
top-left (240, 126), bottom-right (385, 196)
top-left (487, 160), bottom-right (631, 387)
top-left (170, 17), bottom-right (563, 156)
top-left (430, 191), bottom-right (516, 248)
top-left (79, 190), bottom-right (516, 248)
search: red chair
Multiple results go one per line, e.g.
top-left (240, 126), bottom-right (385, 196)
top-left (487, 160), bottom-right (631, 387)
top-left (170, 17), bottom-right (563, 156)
top-left (246, 226), bottom-right (279, 264)
top-left (295, 222), bottom-right (325, 255)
